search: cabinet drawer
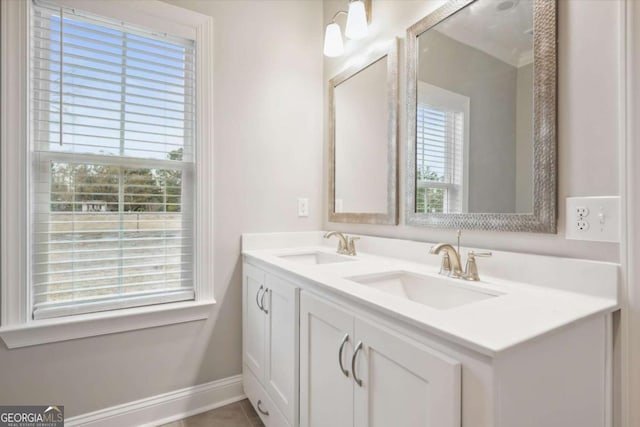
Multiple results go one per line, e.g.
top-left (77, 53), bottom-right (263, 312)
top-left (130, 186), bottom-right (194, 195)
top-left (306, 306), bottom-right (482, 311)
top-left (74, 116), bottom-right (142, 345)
top-left (244, 367), bottom-right (290, 427)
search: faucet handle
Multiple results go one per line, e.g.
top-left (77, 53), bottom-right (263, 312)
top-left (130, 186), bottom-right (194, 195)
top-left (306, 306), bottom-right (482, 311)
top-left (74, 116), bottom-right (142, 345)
top-left (464, 251), bottom-right (492, 281)
top-left (439, 252), bottom-right (452, 276)
top-left (337, 236), bottom-right (348, 254)
top-left (468, 251), bottom-right (492, 258)
top-left (347, 236), bottom-right (359, 256)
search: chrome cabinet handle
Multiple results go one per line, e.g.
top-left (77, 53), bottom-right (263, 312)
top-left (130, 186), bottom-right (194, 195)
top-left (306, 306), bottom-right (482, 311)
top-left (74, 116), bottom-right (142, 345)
top-left (257, 399), bottom-right (270, 416)
top-left (338, 333), bottom-right (350, 377)
top-left (261, 288), bottom-right (269, 314)
top-left (351, 341), bottom-right (364, 387)
top-left (256, 285), bottom-right (264, 310)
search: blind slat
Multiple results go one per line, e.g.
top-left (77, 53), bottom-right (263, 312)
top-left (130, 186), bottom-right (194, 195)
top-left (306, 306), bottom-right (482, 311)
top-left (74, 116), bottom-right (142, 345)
top-left (33, 15), bottom-right (195, 53)
top-left (33, 90), bottom-right (192, 115)
top-left (34, 234), bottom-right (191, 246)
top-left (34, 261), bottom-right (191, 278)
top-left (31, 79), bottom-right (190, 106)
top-left (32, 65), bottom-right (194, 97)
top-left (31, 27), bottom-right (196, 63)
top-left (35, 268), bottom-right (193, 288)
top-left (36, 118), bottom-right (189, 139)
top-left (32, 45), bottom-right (195, 80)
top-left (35, 250), bottom-right (191, 265)
top-left (33, 30), bottom-right (193, 71)
top-left (34, 109), bottom-right (190, 131)
top-left (32, 93), bottom-right (194, 122)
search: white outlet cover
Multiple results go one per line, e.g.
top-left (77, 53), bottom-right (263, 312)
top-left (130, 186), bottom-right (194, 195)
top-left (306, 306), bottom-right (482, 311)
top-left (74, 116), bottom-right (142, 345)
top-left (566, 196), bottom-right (620, 242)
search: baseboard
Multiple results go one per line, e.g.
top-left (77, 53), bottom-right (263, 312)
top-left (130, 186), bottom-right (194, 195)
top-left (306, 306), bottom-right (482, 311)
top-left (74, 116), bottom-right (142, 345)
top-left (66, 375), bottom-right (245, 427)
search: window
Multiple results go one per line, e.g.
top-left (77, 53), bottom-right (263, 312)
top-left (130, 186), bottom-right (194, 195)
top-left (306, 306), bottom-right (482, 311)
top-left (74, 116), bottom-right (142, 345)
top-left (30, 2), bottom-right (198, 319)
top-left (1, 0), bottom-right (213, 346)
top-left (415, 83), bottom-right (468, 214)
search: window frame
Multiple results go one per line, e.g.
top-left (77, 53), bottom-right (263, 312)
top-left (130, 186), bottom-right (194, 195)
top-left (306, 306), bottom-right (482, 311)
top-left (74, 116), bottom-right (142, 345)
top-left (415, 105), bottom-right (458, 213)
top-left (416, 82), bottom-right (470, 214)
top-left (0, 0), bottom-right (215, 348)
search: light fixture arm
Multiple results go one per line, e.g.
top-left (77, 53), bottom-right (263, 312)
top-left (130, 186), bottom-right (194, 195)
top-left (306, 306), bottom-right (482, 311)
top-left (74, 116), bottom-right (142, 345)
top-left (327, 0), bottom-right (372, 25)
top-left (329, 10), bottom-right (347, 24)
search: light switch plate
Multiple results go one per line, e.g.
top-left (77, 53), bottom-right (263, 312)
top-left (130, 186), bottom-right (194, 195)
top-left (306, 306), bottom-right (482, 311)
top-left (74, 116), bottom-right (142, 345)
top-left (297, 198), bottom-right (309, 217)
top-left (565, 196), bottom-right (620, 242)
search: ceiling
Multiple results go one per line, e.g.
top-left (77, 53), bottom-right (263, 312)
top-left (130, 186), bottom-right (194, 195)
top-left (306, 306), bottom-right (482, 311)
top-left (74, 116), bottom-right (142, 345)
top-left (435, 0), bottom-right (534, 68)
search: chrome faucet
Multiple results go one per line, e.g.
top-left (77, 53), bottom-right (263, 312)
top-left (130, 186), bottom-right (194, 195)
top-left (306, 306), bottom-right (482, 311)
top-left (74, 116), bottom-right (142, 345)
top-left (324, 231), bottom-right (359, 256)
top-left (429, 243), bottom-right (464, 278)
top-left (430, 231), bottom-right (492, 280)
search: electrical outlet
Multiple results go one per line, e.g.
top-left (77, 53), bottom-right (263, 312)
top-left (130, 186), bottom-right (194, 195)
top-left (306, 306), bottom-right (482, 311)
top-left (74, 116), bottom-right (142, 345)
top-left (297, 198), bottom-right (309, 217)
top-left (577, 220), bottom-right (589, 231)
top-left (576, 206), bottom-right (589, 218)
top-left (566, 196), bottom-right (620, 242)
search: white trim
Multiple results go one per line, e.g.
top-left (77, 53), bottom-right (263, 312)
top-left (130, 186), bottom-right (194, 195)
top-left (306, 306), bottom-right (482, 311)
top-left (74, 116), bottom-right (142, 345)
top-left (194, 14), bottom-right (215, 302)
top-left (65, 375), bottom-right (244, 427)
top-left (1, 0), bottom-right (30, 326)
top-left (0, 299), bottom-right (215, 348)
top-left (623, 1), bottom-right (640, 426)
top-left (0, 0), bottom-right (215, 339)
top-left (605, 313), bottom-right (613, 427)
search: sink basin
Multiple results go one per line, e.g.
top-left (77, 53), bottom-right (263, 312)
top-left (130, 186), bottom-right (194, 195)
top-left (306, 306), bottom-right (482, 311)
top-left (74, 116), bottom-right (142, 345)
top-left (277, 251), bottom-right (356, 265)
top-left (347, 271), bottom-right (500, 309)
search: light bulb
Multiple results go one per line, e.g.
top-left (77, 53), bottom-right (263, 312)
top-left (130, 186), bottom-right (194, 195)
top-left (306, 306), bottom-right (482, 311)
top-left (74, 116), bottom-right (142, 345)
top-left (323, 22), bottom-right (344, 57)
top-left (345, 0), bottom-right (368, 40)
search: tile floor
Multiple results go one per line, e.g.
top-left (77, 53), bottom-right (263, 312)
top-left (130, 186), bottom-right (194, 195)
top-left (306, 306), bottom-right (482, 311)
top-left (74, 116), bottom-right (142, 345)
top-left (160, 399), bottom-right (264, 427)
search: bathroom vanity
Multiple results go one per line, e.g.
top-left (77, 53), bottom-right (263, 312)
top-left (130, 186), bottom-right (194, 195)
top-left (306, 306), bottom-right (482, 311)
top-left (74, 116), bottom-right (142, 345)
top-left (241, 232), bottom-right (618, 427)
top-left (242, 0), bottom-right (612, 426)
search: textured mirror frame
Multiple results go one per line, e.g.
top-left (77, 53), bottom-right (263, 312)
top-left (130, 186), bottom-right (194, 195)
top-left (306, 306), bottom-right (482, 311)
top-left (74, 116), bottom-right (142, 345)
top-left (328, 38), bottom-right (399, 225)
top-left (405, 0), bottom-right (557, 233)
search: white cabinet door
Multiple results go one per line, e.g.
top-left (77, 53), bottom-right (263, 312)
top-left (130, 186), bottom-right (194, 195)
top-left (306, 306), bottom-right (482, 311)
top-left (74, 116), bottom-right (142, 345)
top-left (264, 274), bottom-right (298, 425)
top-left (353, 318), bottom-right (462, 427)
top-left (243, 263), bottom-right (267, 382)
top-left (300, 293), bottom-right (354, 427)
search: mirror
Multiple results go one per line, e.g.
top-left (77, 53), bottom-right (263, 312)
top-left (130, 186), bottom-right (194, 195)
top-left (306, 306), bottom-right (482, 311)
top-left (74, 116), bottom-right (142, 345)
top-left (329, 39), bottom-right (399, 224)
top-left (406, 0), bottom-right (557, 232)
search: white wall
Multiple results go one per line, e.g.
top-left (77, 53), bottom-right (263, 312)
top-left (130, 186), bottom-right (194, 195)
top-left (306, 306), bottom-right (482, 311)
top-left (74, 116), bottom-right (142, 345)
top-left (625, 2), bottom-right (640, 425)
top-left (418, 30), bottom-right (518, 213)
top-left (0, 0), bottom-right (323, 416)
top-left (324, 0), bottom-right (621, 263)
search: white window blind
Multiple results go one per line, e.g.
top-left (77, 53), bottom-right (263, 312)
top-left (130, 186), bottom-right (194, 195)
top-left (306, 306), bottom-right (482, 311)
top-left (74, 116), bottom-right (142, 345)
top-left (31, 1), bottom-right (196, 319)
top-left (416, 104), bottom-right (464, 214)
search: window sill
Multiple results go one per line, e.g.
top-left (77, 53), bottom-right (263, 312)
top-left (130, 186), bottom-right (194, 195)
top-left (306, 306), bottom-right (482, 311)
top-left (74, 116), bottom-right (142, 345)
top-left (0, 299), bottom-right (216, 349)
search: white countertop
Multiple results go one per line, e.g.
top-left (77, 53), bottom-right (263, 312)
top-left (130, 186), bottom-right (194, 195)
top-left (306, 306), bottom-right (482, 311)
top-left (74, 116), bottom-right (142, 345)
top-left (242, 233), bottom-right (619, 357)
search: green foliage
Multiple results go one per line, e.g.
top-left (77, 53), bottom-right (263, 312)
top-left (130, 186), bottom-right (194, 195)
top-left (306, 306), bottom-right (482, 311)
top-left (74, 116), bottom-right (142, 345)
top-left (416, 167), bottom-right (445, 214)
top-left (50, 149), bottom-right (183, 213)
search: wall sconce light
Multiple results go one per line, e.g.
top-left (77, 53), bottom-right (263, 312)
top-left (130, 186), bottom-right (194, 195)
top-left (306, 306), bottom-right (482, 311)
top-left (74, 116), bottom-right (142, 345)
top-left (323, 0), bottom-right (372, 58)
